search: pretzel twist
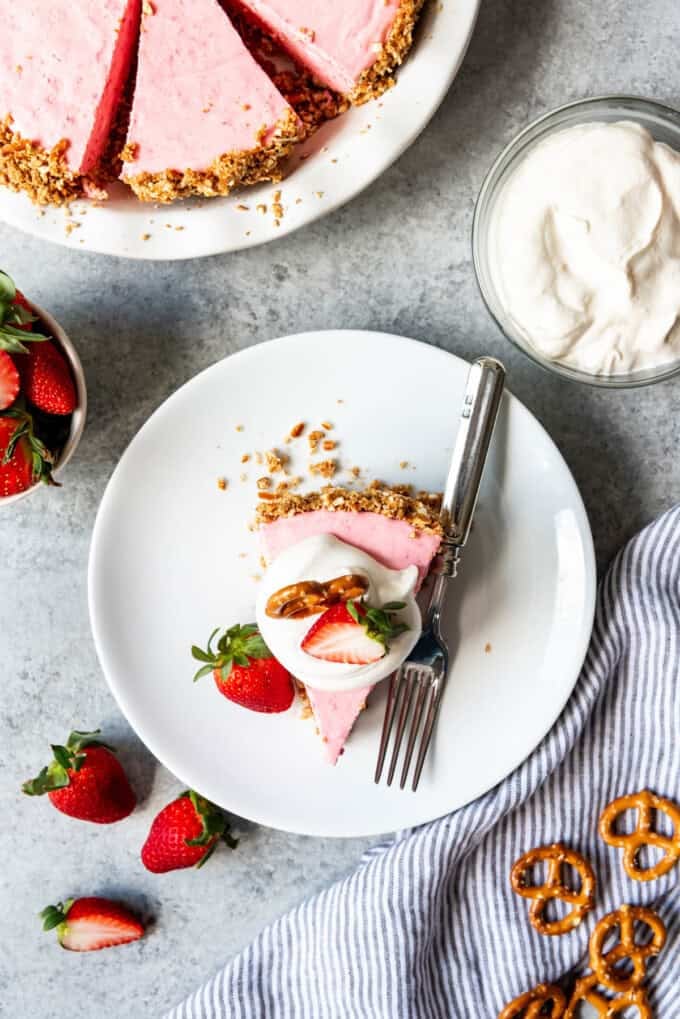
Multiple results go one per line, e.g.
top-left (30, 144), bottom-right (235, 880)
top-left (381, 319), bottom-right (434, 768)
top-left (265, 574), bottom-right (369, 619)
top-left (599, 789), bottom-right (680, 882)
top-left (564, 974), bottom-right (651, 1019)
top-left (498, 983), bottom-right (566, 1019)
top-left (589, 904), bottom-right (666, 993)
top-left (510, 843), bottom-right (596, 936)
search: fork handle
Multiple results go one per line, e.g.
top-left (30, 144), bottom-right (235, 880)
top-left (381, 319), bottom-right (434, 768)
top-left (433, 356), bottom-right (505, 579)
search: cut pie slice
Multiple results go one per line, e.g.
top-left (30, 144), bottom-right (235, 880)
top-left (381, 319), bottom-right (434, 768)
top-left (0, 0), bottom-right (142, 204)
top-left (230, 0), bottom-right (426, 103)
top-left (121, 0), bottom-right (302, 202)
top-left (258, 485), bottom-right (442, 763)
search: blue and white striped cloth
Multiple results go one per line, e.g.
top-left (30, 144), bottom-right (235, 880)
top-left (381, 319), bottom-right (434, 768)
top-left (167, 507), bottom-right (680, 1018)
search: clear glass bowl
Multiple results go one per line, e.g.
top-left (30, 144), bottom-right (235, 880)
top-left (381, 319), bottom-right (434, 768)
top-left (472, 95), bottom-right (680, 388)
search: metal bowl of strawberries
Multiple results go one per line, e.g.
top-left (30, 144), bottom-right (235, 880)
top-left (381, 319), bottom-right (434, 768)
top-left (0, 270), bottom-right (86, 505)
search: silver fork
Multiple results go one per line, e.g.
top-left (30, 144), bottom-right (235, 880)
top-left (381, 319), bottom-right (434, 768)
top-left (374, 356), bottom-right (506, 791)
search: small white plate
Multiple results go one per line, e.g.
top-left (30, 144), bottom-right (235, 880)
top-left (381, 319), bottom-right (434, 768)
top-left (0, 0), bottom-right (480, 260)
top-left (88, 331), bottom-right (596, 837)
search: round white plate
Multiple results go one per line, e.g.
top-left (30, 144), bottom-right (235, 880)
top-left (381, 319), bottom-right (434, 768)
top-left (0, 0), bottom-right (479, 260)
top-left (89, 331), bottom-right (596, 837)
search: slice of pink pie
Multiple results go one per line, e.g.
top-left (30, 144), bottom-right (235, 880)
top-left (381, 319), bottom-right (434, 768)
top-left (230, 0), bottom-right (426, 103)
top-left (121, 0), bottom-right (302, 202)
top-left (258, 484), bottom-right (442, 763)
top-left (0, 0), bottom-right (142, 204)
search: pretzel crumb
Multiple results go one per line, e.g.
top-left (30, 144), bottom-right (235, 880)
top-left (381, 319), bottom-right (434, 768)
top-left (307, 429), bottom-right (325, 453)
top-left (266, 449), bottom-right (288, 473)
top-left (309, 459), bottom-right (337, 479)
top-left (485, 643), bottom-right (492, 653)
top-left (289, 421), bottom-right (305, 439)
top-left (217, 477), bottom-right (228, 490)
top-left (257, 476), bottom-right (272, 490)
top-left (241, 453), bottom-right (251, 463)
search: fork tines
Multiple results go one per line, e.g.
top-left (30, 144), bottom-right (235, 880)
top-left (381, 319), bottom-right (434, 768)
top-left (374, 663), bottom-right (444, 792)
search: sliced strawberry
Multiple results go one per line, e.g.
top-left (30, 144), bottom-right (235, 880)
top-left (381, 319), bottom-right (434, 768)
top-left (192, 623), bottom-right (295, 713)
top-left (0, 411), bottom-right (56, 497)
top-left (19, 339), bottom-right (76, 415)
top-left (41, 897), bottom-right (144, 952)
top-left (301, 600), bottom-right (409, 665)
top-left (0, 351), bottom-right (20, 410)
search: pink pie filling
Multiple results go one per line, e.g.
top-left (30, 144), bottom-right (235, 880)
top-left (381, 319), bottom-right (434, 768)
top-left (261, 510), bottom-right (440, 764)
top-left (261, 510), bottom-right (441, 588)
top-left (0, 0), bottom-right (141, 174)
top-left (231, 0), bottom-right (403, 94)
top-left (124, 0), bottom-right (294, 176)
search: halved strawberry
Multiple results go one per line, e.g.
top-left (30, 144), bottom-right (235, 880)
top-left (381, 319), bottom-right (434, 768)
top-left (301, 600), bottom-right (409, 665)
top-left (0, 351), bottom-right (20, 410)
top-left (40, 897), bottom-right (144, 952)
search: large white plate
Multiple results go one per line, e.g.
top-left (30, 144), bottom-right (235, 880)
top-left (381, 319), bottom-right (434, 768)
top-left (0, 0), bottom-right (479, 260)
top-left (89, 331), bottom-right (596, 837)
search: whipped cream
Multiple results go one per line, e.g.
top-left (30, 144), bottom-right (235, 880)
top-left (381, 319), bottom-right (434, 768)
top-left (489, 121), bottom-right (680, 375)
top-left (256, 535), bottom-right (422, 693)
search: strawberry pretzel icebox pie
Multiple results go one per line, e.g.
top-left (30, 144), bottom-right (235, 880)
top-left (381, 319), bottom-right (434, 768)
top-left (0, 0), bottom-right (426, 206)
top-left (193, 484), bottom-right (442, 764)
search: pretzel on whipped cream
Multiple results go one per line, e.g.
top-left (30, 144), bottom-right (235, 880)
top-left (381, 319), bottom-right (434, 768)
top-left (265, 573), bottom-right (369, 620)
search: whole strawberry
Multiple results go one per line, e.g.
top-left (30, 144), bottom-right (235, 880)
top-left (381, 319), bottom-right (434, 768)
top-left (22, 729), bottom-right (136, 823)
top-left (18, 339), bottom-right (76, 415)
top-left (192, 623), bottom-right (295, 713)
top-left (41, 897), bottom-right (144, 952)
top-left (0, 410), bottom-right (56, 496)
top-left (141, 789), bottom-right (237, 873)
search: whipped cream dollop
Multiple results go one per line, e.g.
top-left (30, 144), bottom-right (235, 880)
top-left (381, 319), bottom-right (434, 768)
top-left (255, 534), bottom-right (422, 693)
top-left (489, 121), bottom-right (680, 375)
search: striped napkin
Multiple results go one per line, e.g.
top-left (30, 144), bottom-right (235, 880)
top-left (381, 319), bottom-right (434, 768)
top-left (166, 507), bottom-right (680, 1018)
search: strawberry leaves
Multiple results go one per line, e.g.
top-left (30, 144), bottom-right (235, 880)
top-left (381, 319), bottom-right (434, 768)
top-left (40, 900), bottom-right (74, 932)
top-left (181, 790), bottom-right (238, 863)
top-left (0, 269), bottom-right (48, 355)
top-left (191, 623), bottom-right (271, 682)
top-left (22, 730), bottom-right (113, 796)
top-left (347, 599), bottom-right (409, 650)
top-left (1, 407), bottom-right (58, 487)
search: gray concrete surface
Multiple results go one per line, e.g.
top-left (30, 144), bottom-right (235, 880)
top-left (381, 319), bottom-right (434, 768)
top-left (2, 1), bottom-right (678, 1015)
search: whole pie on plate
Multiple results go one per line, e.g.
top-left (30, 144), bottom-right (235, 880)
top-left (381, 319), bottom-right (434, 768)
top-left (257, 483), bottom-right (442, 763)
top-left (0, 0), bottom-right (427, 206)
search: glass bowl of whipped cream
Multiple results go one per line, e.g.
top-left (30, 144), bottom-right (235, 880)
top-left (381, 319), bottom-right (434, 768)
top-left (473, 95), bottom-right (680, 387)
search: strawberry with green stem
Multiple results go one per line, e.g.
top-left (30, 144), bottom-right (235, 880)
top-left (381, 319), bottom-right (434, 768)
top-left (0, 409), bottom-right (56, 496)
top-left (301, 599), bottom-right (409, 665)
top-left (0, 269), bottom-right (48, 355)
top-left (23, 729), bottom-right (136, 823)
top-left (40, 897), bottom-right (144, 952)
top-left (141, 789), bottom-right (237, 873)
top-left (192, 623), bottom-right (295, 713)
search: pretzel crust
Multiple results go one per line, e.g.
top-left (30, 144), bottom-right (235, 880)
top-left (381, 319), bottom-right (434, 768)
top-left (498, 983), bottom-right (566, 1019)
top-left (589, 904), bottom-right (666, 993)
top-left (510, 843), bottom-right (596, 936)
top-left (564, 974), bottom-right (651, 1018)
top-left (599, 789), bottom-right (680, 882)
top-left (265, 574), bottom-right (369, 619)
